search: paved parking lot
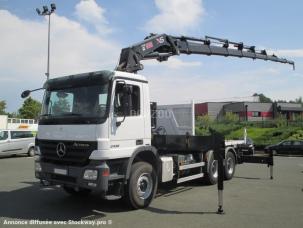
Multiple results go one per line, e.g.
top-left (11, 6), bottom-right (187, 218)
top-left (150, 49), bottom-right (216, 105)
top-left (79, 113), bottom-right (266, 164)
top-left (0, 155), bottom-right (302, 228)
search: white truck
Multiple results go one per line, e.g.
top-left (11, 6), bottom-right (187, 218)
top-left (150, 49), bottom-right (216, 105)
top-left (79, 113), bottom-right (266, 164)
top-left (23, 34), bottom-right (293, 209)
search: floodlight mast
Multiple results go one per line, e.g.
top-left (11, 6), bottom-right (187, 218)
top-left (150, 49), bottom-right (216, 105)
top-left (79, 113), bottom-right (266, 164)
top-left (36, 3), bottom-right (56, 80)
top-left (116, 33), bottom-right (295, 73)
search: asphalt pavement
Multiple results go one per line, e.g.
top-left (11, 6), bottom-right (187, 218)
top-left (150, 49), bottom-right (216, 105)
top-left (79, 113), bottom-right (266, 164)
top-left (0, 155), bottom-right (302, 228)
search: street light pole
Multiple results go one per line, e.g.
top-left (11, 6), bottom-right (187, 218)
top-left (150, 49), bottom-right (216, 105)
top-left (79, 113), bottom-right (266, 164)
top-left (36, 3), bottom-right (56, 81)
top-left (46, 14), bottom-right (51, 80)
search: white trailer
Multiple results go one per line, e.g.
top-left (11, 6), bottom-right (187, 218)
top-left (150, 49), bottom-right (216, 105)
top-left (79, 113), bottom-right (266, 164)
top-left (0, 115), bottom-right (38, 131)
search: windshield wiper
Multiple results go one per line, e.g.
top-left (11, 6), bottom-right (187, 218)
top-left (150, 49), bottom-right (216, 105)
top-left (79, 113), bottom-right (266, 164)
top-left (60, 112), bottom-right (83, 116)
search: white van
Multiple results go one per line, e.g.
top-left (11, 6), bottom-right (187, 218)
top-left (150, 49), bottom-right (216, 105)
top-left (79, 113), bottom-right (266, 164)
top-left (0, 130), bottom-right (35, 157)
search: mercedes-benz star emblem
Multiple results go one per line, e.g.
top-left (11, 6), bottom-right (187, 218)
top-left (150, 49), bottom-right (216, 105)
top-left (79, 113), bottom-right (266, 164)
top-left (56, 142), bottom-right (66, 158)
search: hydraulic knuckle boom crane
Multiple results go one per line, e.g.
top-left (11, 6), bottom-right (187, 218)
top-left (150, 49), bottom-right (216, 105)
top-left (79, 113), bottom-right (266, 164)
top-left (116, 33), bottom-right (295, 73)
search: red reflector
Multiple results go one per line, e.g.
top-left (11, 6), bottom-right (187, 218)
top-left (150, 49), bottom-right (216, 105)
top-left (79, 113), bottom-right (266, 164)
top-left (146, 41), bottom-right (153, 49)
top-left (102, 169), bottom-right (110, 177)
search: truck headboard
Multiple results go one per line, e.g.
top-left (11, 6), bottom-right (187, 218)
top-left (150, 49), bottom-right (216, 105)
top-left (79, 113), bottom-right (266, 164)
top-left (156, 102), bottom-right (195, 136)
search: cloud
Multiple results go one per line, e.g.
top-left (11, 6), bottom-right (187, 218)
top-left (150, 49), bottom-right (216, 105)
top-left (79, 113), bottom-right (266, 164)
top-left (144, 57), bottom-right (202, 69)
top-left (75, 0), bottom-right (111, 34)
top-left (144, 0), bottom-right (205, 34)
top-left (271, 49), bottom-right (303, 58)
top-left (0, 9), bottom-right (120, 112)
top-left (144, 65), bottom-right (302, 105)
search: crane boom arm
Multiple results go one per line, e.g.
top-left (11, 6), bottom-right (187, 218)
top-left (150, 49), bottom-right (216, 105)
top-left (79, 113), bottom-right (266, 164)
top-left (116, 33), bottom-right (295, 73)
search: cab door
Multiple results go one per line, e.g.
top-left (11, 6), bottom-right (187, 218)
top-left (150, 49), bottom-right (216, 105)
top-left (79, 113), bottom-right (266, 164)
top-left (109, 80), bottom-right (145, 159)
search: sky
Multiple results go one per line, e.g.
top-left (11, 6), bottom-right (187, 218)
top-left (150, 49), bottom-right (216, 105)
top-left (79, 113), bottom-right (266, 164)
top-left (0, 0), bottom-right (303, 112)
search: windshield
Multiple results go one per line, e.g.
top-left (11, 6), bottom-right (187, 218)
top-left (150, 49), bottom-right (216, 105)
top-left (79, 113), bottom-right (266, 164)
top-left (40, 84), bottom-right (109, 123)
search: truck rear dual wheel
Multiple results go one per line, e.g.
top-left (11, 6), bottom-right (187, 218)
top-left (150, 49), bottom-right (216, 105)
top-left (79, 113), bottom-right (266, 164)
top-left (204, 154), bottom-right (218, 185)
top-left (224, 152), bottom-right (236, 180)
top-left (204, 151), bottom-right (236, 184)
top-left (124, 162), bottom-right (158, 209)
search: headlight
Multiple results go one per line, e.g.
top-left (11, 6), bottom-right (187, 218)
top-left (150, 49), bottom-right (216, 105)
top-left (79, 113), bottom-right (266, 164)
top-left (83, 170), bottom-right (98, 181)
top-left (35, 162), bottom-right (42, 172)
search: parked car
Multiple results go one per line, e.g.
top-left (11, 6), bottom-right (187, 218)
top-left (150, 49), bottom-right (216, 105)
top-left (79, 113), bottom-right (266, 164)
top-left (265, 140), bottom-right (303, 156)
top-left (225, 137), bottom-right (255, 155)
top-left (0, 130), bottom-right (35, 157)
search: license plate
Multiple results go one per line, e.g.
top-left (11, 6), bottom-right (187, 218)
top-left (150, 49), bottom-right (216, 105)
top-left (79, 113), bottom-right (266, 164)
top-left (54, 168), bottom-right (67, 175)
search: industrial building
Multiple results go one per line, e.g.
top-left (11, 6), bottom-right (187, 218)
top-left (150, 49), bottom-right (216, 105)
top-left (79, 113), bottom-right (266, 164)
top-left (195, 102), bottom-right (303, 121)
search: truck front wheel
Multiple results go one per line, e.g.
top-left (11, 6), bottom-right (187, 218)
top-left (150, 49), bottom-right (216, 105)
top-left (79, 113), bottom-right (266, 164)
top-left (124, 162), bottom-right (158, 209)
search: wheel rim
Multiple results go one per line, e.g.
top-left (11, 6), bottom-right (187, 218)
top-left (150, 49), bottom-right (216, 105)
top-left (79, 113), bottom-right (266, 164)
top-left (136, 173), bottom-right (153, 200)
top-left (226, 157), bottom-right (234, 175)
top-left (210, 160), bottom-right (218, 178)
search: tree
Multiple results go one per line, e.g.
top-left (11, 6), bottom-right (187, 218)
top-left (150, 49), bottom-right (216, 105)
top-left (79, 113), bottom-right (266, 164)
top-left (196, 114), bottom-right (212, 129)
top-left (276, 97), bottom-right (302, 105)
top-left (253, 93), bottom-right (272, 103)
top-left (295, 97), bottom-right (303, 105)
top-left (18, 97), bottom-right (42, 119)
top-left (0, 100), bottom-right (6, 115)
top-left (7, 112), bottom-right (20, 118)
top-left (274, 114), bottom-right (287, 127)
top-left (223, 112), bottom-right (239, 123)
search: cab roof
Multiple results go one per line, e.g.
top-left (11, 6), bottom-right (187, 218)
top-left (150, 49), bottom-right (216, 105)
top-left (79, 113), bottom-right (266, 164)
top-left (44, 70), bottom-right (147, 89)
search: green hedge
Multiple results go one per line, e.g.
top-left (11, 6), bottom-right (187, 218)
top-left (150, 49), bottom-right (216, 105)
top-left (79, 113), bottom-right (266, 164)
top-left (195, 118), bottom-right (303, 146)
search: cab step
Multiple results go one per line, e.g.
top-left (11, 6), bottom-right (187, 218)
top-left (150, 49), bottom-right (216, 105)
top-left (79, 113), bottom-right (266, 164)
top-left (177, 173), bottom-right (204, 184)
top-left (179, 162), bottom-right (205, 170)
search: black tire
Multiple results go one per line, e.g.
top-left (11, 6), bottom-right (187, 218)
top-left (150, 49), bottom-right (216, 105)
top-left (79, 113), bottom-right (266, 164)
top-left (62, 186), bottom-right (91, 196)
top-left (224, 152), bottom-right (236, 180)
top-left (124, 162), bottom-right (158, 209)
top-left (28, 147), bottom-right (35, 157)
top-left (204, 153), bottom-right (218, 185)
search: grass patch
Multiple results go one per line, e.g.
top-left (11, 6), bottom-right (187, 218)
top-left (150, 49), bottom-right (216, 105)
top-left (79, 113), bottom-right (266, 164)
top-left (195, 119), bottom-right (303, 147)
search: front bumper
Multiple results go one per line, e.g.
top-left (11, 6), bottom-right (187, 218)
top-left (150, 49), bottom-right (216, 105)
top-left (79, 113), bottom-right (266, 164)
top-left (35, 160), bottom-right (109, 191)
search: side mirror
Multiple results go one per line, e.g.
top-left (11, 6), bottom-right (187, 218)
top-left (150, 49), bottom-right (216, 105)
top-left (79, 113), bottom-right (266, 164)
top-left (21, 90), bottom-right (31, 98)
top-left (21, 88), bottom-right (44, 99)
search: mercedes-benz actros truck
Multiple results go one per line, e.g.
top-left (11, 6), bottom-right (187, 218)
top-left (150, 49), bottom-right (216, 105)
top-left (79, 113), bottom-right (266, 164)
top-left (25, 34), bottom-right (294, 209)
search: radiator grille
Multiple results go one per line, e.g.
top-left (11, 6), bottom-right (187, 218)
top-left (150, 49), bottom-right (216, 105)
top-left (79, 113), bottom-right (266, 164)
top-left (37, 139), bottom-right (97, 166)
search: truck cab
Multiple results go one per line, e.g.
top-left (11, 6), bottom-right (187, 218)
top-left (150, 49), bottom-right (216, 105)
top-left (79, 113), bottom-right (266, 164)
top-left (35, 70), bottom-right (158, 207)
